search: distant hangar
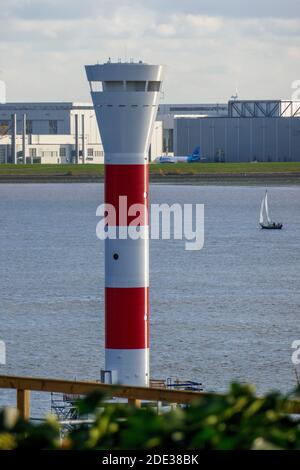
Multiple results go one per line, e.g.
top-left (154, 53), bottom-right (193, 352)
top-left (175, 100), bottom-right (300, 162)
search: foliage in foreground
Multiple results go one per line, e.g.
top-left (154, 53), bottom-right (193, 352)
top-left (0, 383), bottom-right (300, 450)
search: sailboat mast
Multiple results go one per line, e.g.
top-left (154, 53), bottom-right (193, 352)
top-left (260, 193), bottom-right (265, 225)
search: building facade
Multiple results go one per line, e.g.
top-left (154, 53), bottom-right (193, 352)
top-left (175, 116), bottom-right (300, 162)
top-left (0, 102), bottom-right (163, 164)
top-left (2, 99), bottom-right (299, 164)
top-left (157, 103), bottom-right (228, 155)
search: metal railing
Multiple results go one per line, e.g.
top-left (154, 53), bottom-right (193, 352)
top-left (0, 374), bottom-right (299, 421)
top-left (0, 375), bottom-right (211, 420)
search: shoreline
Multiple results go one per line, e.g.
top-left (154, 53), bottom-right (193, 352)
top-left (0, 172), bottom-right (299, 185)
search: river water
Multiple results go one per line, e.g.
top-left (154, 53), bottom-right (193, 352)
top-left (0, 183), bottom-right (299, 416)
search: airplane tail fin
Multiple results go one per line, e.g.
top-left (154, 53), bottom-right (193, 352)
top-left (192, 146), bottom-right (200, 159)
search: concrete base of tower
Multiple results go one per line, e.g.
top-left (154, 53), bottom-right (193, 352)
top-left (104, 348), bottom-right (150, 386)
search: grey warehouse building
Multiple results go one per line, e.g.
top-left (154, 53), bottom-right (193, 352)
top-left (175, 100), bottom-right (300, 162)
top-left (157, 103), bottom-right (228, 154)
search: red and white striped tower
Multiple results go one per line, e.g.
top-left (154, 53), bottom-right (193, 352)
top-left (85, 61), bottom-right (164, 386)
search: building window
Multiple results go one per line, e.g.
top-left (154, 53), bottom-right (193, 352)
top-left (59, 147), bottom-right (66, 157)
top-left (147, 81), bottom-right (161, 92)
top-left (42, 151), bottom-right (58, 158)
top-left (0, 121), bottom-right (9, 136)
top-left (0, 146), bottom-right (5, 163)
top-left (29, 148), bottom-right (37, 158)
top-left (126, 81), bottom-right (146, 92)
top-left (163, 129), bottom-right (174, 153)
top-left (26, 120), bottom-right (33, 135)
top-left (87, 148), bottom-right (94, 157)
top-left (49, 120), bottom-right (58, 134)
top-left (94, 150), bottom-right (104, 157)
top-left (17, 151), bottom-right (24, 163)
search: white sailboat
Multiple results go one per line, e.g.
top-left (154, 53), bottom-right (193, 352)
top-left (259, 190), bottom-right (283, 230)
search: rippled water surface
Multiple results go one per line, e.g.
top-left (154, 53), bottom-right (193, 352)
top-left (0, 183), bottom-right (299, 416)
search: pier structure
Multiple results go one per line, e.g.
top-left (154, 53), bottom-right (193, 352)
top-left (85, 60), bottom-right (164, 386)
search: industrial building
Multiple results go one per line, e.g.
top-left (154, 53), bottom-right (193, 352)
top-left (175, 100), bottom-right (300, 162)
top-left (0, 102), bottom-right (163, 164)
top-left (157, 103), bottom-right (228, 154)
top-left (1, 98), bottom-right (300, 164)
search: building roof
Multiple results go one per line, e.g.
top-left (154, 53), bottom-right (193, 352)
top-left (0, 102), bottom-right (93, 110)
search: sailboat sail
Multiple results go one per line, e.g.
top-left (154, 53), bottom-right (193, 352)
top-left (264, 192), bottom-right (272, 224)
top-left (260, 196), bottom-right (265, 224)
top-left (259, 190), bottom-right (282, 229)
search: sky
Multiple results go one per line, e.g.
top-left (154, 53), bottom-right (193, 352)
top-left (0, 0), bottom-right (300, 103)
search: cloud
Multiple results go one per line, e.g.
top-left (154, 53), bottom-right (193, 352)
top-left (148, 0), bottom-right (300, 19)
top-left (3, 0), bottom-right (300, 20)
top-left (0, 0), bottom-right (298, 102)
top-left (288, 47), bottom-right (300, 59)
top-left (156, 15), bottom-right (223, 38)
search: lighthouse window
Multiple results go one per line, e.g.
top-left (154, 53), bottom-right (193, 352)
top-left (147, 81), bottom-right (161, 92)
top-left (126, 81), bottom-right (146, 92)
top-left (103, 81), bottom-right (124, 91)
top-left (90, 81), bottom-right (102, 92)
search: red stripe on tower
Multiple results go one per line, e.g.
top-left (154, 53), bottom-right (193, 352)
top-left (105, 164), bottom-right (148, 226)
top-left (105, 287), bottom-right (149, 349)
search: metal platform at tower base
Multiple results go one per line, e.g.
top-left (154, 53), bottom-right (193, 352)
top-left (151, 378), bottom-right (203, 392)
top-left (50, 376), bottom-right (203, 430)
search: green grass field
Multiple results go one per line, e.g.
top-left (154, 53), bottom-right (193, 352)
top-left (149, 162), bottom-right (300, 175)
top-left (0, 162), bottom-right (300, 176)
top-left (0, 163), bottom-right (104, 176)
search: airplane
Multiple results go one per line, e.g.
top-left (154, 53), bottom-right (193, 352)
top-left (158, 155), bottom-right (176, 163)
top-left (157, 146), bottom-right (203, 164)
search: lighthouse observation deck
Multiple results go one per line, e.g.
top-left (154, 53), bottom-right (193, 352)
top-left (85, 61), bottom-right (164, 165)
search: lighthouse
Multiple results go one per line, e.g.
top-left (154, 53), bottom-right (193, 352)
top-left (85, 60), bottom-right (164, 386)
